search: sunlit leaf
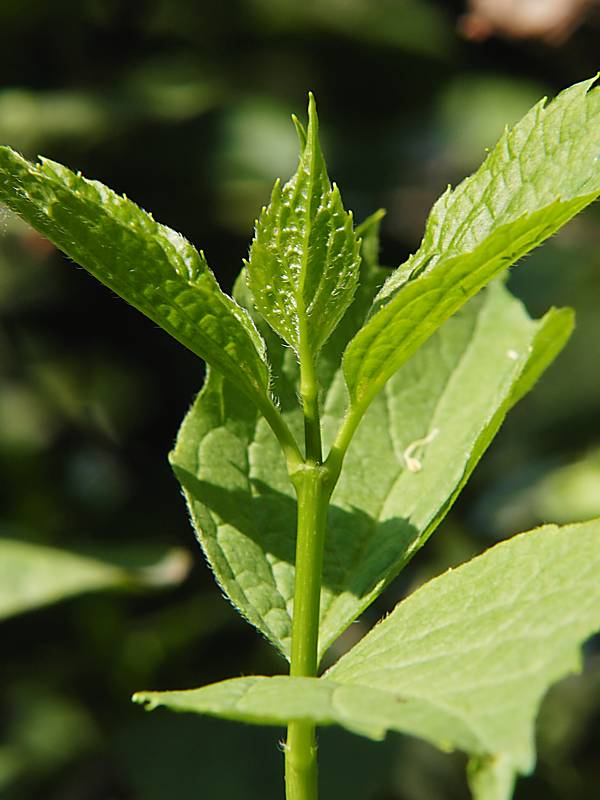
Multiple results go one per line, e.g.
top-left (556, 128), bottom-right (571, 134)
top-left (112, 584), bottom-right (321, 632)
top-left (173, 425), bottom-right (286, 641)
top-left (246, 94), bottom-right (360, 355)
top-left (343, 78), bottom-right (600, 414)
top-left (0, 147), bottom-right (271, 408)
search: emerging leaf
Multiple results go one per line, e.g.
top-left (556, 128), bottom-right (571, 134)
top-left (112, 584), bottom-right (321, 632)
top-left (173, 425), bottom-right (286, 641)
top-left (0, 148), bottom-right (271, 410)
top-left (343, 77), bottom-right (600, 413)
top-left (135, 517), bottom-right (600, 794)
top-left (246, 94), bottom-right (361, 355)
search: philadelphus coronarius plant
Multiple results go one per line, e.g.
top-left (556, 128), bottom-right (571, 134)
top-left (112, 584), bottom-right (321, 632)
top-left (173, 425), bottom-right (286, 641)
top-left (2, 80), bottom-right (600, 800)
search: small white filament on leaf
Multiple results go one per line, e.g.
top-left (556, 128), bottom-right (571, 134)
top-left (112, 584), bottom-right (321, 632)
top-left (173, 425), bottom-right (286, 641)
top-left (403, 428), bottom-right (439, 473)
top-left (506, 349), bottom-right (519, 360)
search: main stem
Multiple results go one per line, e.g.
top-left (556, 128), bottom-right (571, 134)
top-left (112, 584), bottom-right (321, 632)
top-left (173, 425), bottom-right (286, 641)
top-left (285, 340), bottom-right (330, 800)
top-left (285, 469), bottom-right (329, 799)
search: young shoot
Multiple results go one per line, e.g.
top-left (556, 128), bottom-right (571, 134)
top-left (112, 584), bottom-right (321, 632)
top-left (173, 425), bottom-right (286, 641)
top-left (2, 79), bottom-right (600, 800)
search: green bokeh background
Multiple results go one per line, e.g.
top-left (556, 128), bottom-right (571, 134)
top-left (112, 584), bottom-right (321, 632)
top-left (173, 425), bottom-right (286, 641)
top-left (1, 2), bottom-right (600, 798)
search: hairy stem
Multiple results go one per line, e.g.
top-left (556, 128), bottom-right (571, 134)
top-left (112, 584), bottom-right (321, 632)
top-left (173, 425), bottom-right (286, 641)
top-left (325, 401), bottom-right (366, 485)
top-left (259, 396), bottom-right (304, 471)
top-left (299, 338), bottom-right (323, 463)
top-left (285, 340), bottom-right (328, 800)
top-left (286, 466), bottom-right (330, 800)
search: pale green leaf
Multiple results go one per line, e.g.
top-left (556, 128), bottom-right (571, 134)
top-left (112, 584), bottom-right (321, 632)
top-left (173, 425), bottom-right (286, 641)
top-left (133, 676), bottom-right (396, 740)
top-left (171, 249), bottom-right (572, 659)
top-left (343, 77), bottom-right (600, 412)
top-left (327, 518), bottom-right (600, 774)
top-left (317, 289), bottom-right (573, 656)
top-left (467, 754), bottom-right (516, 800)
top-left (0, 539), bottom-right (191, 619)
top-left (0, 147), bottom-right (270, 408)
top-left (135, 518), bottom-right (600, 790)
top-left (245, 94), bottom-right (361, 354)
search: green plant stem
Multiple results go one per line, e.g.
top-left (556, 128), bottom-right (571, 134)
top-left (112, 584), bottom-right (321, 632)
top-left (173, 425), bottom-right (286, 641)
top-left (260, 395), bottom-right (304, 470)
top-left (286, 466), bottom-right (330, 800)
top-left (325, 402), bottom-right (365, 484)
top-left (285, 341), bottom-right (329, 800)
top-left (299, 338), bottom-right (323, 462)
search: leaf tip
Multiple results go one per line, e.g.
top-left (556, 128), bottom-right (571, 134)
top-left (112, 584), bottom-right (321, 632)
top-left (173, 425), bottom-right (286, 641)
top-left (307, 91), bottom-right (319, 131)
top-left (131, 691), bottom-right (156, 710)
top-left (291, 114), bottom-right (307, 150)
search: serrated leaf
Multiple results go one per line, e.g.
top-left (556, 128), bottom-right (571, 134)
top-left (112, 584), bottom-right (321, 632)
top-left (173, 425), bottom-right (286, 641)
top-left (171, 243), bottom-right (572, 660)
top-left (245, 94), bottom-right (361, 355)
top-left (343, 77), bottom-right (600, 412)
top-left (134, 518), bottom-right (600, 795)
top-left (327, 518), bottom-right (600, 776)
top-left (0, 539), bottom-right (190, 620)
top-left (0, 147), bottom-right (270, 408)
top-left (317, 289), bottom-right (573, 656)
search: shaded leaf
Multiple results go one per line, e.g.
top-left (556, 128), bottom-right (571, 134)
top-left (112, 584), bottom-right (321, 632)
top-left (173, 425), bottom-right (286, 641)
top-left (0, 539), bottom-right (190, 619)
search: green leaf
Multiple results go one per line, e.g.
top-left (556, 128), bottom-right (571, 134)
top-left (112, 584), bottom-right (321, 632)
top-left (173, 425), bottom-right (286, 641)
top-left (134, 517), bottom-right (600, 791)
top-left (327, 518), bottom-right (600, 775)
top-left (133, 676), bottom-right (398, 741)
top-left (245, 94), bottom-right (361, 355)
top-left (0, 147), bottom-right (270, 409)
top-left (317, 288), bottom-right (573, 656)
top-left (467, 754), bottom-right (516, 800)
top-left (343, 77), bottom-right (600, 413)
top-left (171, 240), bottom-right (572, 659)
top-left (0, 539), bottom-right (190, 620)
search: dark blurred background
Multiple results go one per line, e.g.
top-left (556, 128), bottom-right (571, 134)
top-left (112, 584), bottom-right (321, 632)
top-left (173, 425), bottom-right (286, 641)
top-left (1, 1), bottom-right (600, 798)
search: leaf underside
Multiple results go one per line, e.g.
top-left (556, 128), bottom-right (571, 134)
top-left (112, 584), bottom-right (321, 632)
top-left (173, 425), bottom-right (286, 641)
top-left (135, 518), bottom-right (600, 790)
top-left (171, 270), bottom-right (573, 661)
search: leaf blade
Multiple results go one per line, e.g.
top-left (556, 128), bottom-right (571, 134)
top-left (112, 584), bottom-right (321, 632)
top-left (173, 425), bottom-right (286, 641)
top-left (343, 78), bottom-right (600, 410)
top-left (0, 147), bottom-right (271, 407)
top-left (317, 281), bottom-right (573, 655)
top-left (171, 268), bottom-right (572, 660)
top-left (327, 519), bottom-right (600, 772)
top-left (136, 518), bottom-right (600, 792)
top-left (133, 676), bottom-right (398, 741)
top-left (246, 94), bottom-right (361, 354)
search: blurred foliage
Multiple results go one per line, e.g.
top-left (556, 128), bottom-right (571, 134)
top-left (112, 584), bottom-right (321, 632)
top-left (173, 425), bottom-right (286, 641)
top-left (0, 538), bottom-right (191, 620)
top-left (1, 1), bottom-right (599, 798)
